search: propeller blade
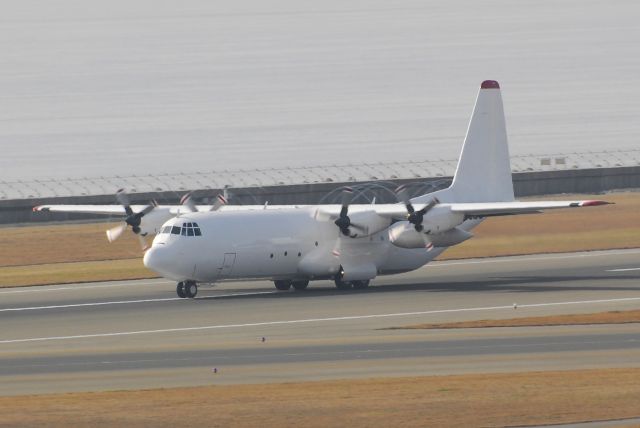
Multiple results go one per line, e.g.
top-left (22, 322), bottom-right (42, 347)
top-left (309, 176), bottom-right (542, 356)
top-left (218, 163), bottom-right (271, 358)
top-left (395, 185), bottom-right (414, 213)
top-left (106, 223), bottom-right (127, 243)
top-left (334, 187), bottom-right (358, 236)
top-left (331, 236), bottom-right (342, 258)
top-left (137, 234), bottom-right (149, 251)
top-left (420, 232), bottom-right (434, 252)
top-left (116, 189), bottom-right (133, 216)
top-left (139, 202), bottom-right (156, 217)
top-left (180, 192), bottom-right (198, 213)
top-left (210, 194), bottom-right (227, 212)
top-left (417, 198), bottom-right (439, 215)
top-left (340, 187), bottom-right (354, 208)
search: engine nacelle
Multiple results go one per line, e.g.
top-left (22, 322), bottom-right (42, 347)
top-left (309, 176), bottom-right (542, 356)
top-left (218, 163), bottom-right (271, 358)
top-left (419, 205), bottom-right (465, 234)
top-left (389, 223), bottom-right (473, 249)
top-left (428, 227), bottom-right (473, 247)
top-left (347, 210), bottom-right (392, 237)
top-left (388, 223), bottom-right (426, 249)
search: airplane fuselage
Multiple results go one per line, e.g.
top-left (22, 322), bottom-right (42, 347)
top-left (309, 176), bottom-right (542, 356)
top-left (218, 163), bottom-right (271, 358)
top-left (144, 207), bottom-right (449, 284)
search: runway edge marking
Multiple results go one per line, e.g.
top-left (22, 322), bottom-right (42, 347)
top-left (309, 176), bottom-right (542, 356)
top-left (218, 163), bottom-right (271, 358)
top-left (3, 296), bottom-right (640, 345)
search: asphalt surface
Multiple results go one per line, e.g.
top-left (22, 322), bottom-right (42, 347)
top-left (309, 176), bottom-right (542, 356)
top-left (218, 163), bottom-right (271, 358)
top-left (1, 249), bottom-right (640, 395)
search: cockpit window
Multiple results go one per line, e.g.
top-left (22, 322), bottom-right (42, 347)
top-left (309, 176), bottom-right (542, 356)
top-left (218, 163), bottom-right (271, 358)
top-left (160, 226), bottom-right (172, 234)
top-left (171, 226), bottom-right (181, 235)
top-left (179, 222), bottom-right (202, 237)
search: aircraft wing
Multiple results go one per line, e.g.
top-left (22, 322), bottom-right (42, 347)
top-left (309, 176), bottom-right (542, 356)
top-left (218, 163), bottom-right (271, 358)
top-left (33, 204), bottom-right (281, 216)
top-left (34, 205), bottom-right (134, 215)
top-left (33, 205), bottom-right (203, 216)
top-left (328, 199), bottom-right (611, 220)
top-left (447, 200), bottom-right (611, 217)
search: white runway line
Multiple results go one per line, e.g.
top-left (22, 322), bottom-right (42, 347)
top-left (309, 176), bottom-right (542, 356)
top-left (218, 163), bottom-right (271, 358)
top-left (0, 291), bottom-right (278, 313)
top-left (3, 296), bottom-right (640, 345)
top-left (607, 268), bottom-right (640, 272)
top-left (0, 280), bottom-right (168, 295)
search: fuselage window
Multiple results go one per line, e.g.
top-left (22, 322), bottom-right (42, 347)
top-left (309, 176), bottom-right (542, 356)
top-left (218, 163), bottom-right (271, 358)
top-left (171, 226), bottom-right (181, 235)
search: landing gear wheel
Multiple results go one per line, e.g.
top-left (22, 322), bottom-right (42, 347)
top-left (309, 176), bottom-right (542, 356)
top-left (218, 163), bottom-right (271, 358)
top-left (184, 281), bottom-right (198, 298)
top-left (352, 280), bottom-right (370, 289)
top-left (292, 280), bottom-right (309, 291)
top-left (274, 280), bottom-right (292, 291)
top-left (176, 282), bottom-right (186, 298)
top-left (334, 279), bottom-right (352, 290)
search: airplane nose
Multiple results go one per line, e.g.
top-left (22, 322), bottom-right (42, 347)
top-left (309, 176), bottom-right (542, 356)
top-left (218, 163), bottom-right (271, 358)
top-left (143, 245), bottom-right (166, 274)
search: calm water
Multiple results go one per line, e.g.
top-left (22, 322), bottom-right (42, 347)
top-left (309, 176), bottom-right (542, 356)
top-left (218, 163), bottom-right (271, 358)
top-left (1, 0), bottom-right (638, 181)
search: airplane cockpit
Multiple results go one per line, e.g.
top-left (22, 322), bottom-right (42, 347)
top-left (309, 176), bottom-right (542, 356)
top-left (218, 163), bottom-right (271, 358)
top-left (152, 220), bottom-right (203, 247)
top-left (157, 222), bottom-right (203, 237)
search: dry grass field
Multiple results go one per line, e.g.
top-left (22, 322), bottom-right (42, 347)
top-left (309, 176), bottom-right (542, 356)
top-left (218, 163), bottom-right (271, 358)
top-left (0, 191), bottom-right (638, 287)
top-left (1, 369), bottom-right (639, 427)
top-left (393, 309), bottom-right (640, 330)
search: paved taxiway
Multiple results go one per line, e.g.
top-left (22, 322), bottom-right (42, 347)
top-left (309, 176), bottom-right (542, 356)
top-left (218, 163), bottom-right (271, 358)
top-left (1, 249), bottom-right (640, 395)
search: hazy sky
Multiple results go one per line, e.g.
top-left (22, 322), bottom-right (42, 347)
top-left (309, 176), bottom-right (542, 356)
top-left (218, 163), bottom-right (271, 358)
top-left (1, 0), bottom-right (638, 181)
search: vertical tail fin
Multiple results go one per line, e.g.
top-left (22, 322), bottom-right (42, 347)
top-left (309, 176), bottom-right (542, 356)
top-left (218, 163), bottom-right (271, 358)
top-left (449, 80), bottom-right (514, 202)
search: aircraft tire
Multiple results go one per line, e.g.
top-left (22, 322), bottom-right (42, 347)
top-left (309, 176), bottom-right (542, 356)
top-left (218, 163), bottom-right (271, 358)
top-left (334, 279), bottom-right (352, 290)
top-left (291, 280), bottom-right (309, 291)
top-left (274, 280), bottom-right (292, 291)
top-left (176, 282), bottom-right (186, 298)
top-left (185, 281), bottom-right (198, 298)
top-left (352, 280), bottom-right (370, 289)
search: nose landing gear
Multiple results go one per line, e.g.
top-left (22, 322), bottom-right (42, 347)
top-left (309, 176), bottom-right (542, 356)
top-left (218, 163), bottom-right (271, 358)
top-left (176, 281), bottom-right (198, 298)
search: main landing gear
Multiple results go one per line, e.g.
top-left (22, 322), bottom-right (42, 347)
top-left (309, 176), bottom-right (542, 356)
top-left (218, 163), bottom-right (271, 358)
top-left (273, 280), bottom-right (309, 291)
top-left (334, 279), bottom-right (370, 290)
top-left (177, 281), bottom-right (198, 298)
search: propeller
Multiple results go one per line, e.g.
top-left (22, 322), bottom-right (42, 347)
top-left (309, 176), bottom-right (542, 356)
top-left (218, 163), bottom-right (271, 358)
top-left (333, 188), bottom-right (367, 238)
top-left (392, 185), bottom-right (440, 252)
top-left (106, 189), bottom-right (156, 250)
top-left (395, 185), bottom-right (439, 233)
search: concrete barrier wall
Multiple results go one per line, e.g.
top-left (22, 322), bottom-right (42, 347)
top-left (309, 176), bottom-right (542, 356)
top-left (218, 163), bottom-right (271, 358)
top-left (2, 166), bottom-right (639, 225)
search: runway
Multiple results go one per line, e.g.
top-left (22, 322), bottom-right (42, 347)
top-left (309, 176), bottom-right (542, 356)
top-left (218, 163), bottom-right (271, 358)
top-left (1, 249), bottom-right (640, 396)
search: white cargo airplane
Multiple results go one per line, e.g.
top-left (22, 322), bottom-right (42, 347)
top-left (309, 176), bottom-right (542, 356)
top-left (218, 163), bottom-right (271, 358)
top-left (36, 81), bottom-right (609, 298)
